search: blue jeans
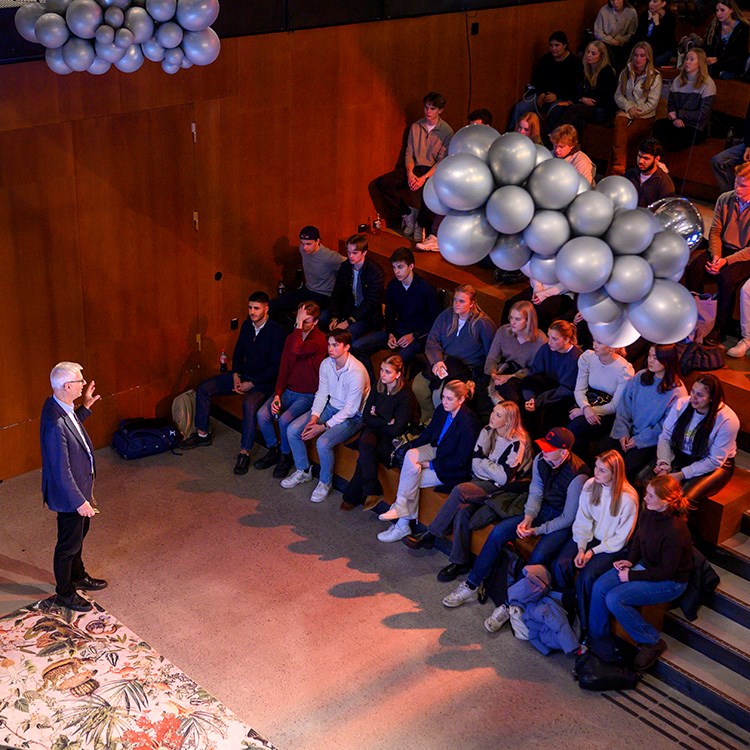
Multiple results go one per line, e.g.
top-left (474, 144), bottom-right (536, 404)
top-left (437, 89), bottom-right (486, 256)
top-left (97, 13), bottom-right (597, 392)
top-left (287, 403), bottom-right (363, 484)
top-left (257, 390), bottom-right (314, 454)
top-left (466, 503), bottom-right (572, 588)
top-left (711, 142), bottom-right (747, 194)
top-left (353, 330), bottom-right (424, 381)
top-left (588, 565), bottom-right (687, 645)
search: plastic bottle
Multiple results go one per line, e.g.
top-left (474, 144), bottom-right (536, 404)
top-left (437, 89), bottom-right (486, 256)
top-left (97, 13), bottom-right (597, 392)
top-left (219, 350), bottom-right (228, 373)
top-left (373, 214), bottom-right (382, 235)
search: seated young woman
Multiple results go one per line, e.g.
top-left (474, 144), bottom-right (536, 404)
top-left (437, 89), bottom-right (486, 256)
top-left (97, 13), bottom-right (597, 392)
top-left (549, 450), bottom-right (638, 641)
top-left (340, 355), bottom-right (417, 511)
top-left (516, 112), bottom-right (543, 145)
top-left (550, 125), bottom-right (597, 186)
top-left (704, 1), bottom-right (750, 80)
top-left (632, 0), bottom-right (677, 67)
top-left (501, 268), bottom-right (576, 334)
top-left (403, 401), bottom-right (533, 582)
top-left (376, 380), bottom-right (481, 543)
top-left (594, 0), bottom-right (638, 69)
top-left (588, 475), bottom-right (693, 671)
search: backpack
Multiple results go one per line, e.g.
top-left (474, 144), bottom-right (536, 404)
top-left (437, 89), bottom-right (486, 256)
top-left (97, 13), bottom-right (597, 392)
top-left (171, 389), bottom-right (196, 439)
top-left (111, 418), bottom-right (180, 460)
top-left (573, 640), bottom-right (639, 691)
top-left (678, 342), bottom-right (725, 375)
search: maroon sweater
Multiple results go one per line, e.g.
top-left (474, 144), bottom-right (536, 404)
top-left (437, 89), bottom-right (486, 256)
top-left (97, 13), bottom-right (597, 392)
top-left (627, 508), bottom-right (693, 583)
top-left (274, 327), bottom-right (328, 397)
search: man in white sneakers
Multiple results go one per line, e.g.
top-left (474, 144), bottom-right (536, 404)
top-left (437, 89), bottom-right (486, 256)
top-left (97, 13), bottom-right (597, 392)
top-left (281, 330), bottom-right (370, 503)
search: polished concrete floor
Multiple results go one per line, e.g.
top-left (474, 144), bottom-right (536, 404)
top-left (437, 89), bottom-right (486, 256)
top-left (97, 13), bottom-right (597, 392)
top-left (0, 422), bottom-right (743, 750)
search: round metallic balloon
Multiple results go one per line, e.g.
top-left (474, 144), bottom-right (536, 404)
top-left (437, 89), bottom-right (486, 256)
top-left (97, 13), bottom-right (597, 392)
top-left (555, 236), bottom-right (614, 293)
top-left (522, 210), bottom-right (571, 256)
top-left (155, 20), bottom-right (183, 48)
top-left (489, 233), bottom-right (532, 271)
top-left (162, 59), bottom-right (181, 74)
top-left (449, 124), bottom-right (501, 161)
top-left (114, 27), bottom-right (134, 48)
top-left (124, 7), bottom-right (154, 43)
top-left (589, 313), bottom-right (641, 348)
top-left (164, 45), bottom-right (183, 65)
top-left (142, 37), bottom-right (166, 61)
top-left (181, 56), bottom-right (193, 68)
top-left (529, 253), bottom-right (559, 285)
top-left (95, 37), bottom-right (127, 62)
top-left (181, 27), bottom-right (220, 65)
top-left (485, 185), bottom-right (535, 235)
top-left (628, 279), bottom-right (698, 344)
top-left (648, 196), bottom-right (705, 250)
top-left (88, 55), bottom-right (111, 75)
top-left (45, 46), bottom-right (74, 74)
top-left (35, 13), bottom-right (71, 49)
top-left (535, 144), bottom-right (553, 166)
top-left (423, 177), bottom-right (451, 216)
top-left (605, 208), bottom-right (660, 255)
top-left (114, 42), bottom-right (145, 72)
top-left (437, 209), bottom-right (498, 266)
top-left (605, 255), bottom-right (654, 303)
top-left (104, 6), bottom-right (124, 28)
top-left (643, 230), bottom-right (690, 279)
top-left (595, 175), bottom-right (638, 212)
top-left (47, 0), bottom-right (73, 12)
top-left (577, 288), bottom-right (624, 324)
top-left (146, 0), bottom-right (177, 23)
top-left (576, 173), bottom-right (592, 195)
top-left (15, 3), bottom-right (47, 43)
top-left (175, 0), bottom-right (220, 32)
top-left (432, 152), bottom-right (495, 212)
top-left (62, 36), bottom-right (96, 71)
top-left (66, 0), bottom-right (103, 39)
top-left (567, 190), bottom-right (614, 237)
top-left (527, 158), bottom-right (581, 210)
top-left (95, 24), bottom-right (115, 44)
top-left (487, 132), bottom-right (538, 186)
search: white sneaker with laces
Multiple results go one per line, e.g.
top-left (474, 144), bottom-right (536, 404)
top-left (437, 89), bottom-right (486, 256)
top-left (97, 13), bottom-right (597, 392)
top-left (509, 604), bottom-right (529, 640)
top-left (377, 523), bottom-right (411, 543)
top-left (442, 581), bottom-right (476, 608)
top-left (727, 338), bottom-right (750, 358)
top-left (280, 468), bottom-right (313, 489)
top-left (416, 234), bottom-right (439, 252)
top-left (310, 481), bottom-right (332, 503)
top-left (484, 604), bottom-right (511, 633)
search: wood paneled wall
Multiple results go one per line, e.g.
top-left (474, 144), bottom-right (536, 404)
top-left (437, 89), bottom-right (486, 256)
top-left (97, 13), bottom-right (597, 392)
top-left (0, 1), bottom-right (601, 479)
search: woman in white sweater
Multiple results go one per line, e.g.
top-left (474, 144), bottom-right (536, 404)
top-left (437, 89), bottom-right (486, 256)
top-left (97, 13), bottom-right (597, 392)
top-left (552, 449), bottom-right (638, 638)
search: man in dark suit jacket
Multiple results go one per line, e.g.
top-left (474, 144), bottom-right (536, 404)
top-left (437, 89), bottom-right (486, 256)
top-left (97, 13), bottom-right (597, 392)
top-left (41, 361), bottom-right (106, 613)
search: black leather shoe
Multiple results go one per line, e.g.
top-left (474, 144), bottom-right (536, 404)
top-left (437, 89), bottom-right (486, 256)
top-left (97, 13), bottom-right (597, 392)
top-left (437, 562), bottom-right (471, 582)
top-left (254, 446), bottom-right (279, 470)
top-left (403, 531), bottom-right (436, 550)
top-left (233, 453), bottom-right (251, 475)
top-left (179, 432), bottom-right (212, 449)
top-left (73, 575), bottom-right (108, 591)
top-left (55, 592), bottom-right (93, 612)
top-left (273, 453), bottom-right (294, 479)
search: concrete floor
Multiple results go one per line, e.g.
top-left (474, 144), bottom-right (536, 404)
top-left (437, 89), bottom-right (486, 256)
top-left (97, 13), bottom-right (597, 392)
top-left (0, 422), bottom-right (739, 750)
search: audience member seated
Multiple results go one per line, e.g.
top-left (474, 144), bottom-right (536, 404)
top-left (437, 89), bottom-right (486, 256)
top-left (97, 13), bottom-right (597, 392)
top-left (652, 49), bottom-right (716, 151)
top-left (632, 0), bottom-right (677, 66)
top-left (340, 355), bottom-right (417, 511)
top-left (604, 344), bottom-right (687, 478)
top-left (354, 246), bottom-right (440, 381)
top-left (485, 301), bottom-right (548, 406)
top-left (655, 373), bottom-right (739, 521)
top-left (254, 302), bottom-right (328, 479)
top-left (374, 92), bottom-right (454, 242)
top-left (181, 291), bottom-right (285, 477)
top-left (442, 427), bottom-right (590, 608)
top-left (550, 125), bottom-right (597, 185)
top-left (588, 475), bottom-right (693, 671)
top-left (685, 162), bottom-right (750, 345)
top-left (403, 401), bottom-right (533, 582)
top-left (594, 0), bottom-right (638, 69)
top-left (728, 276), bottom-right (750, 357)
top-left (550, 449), bottom-right (638, 641)
top-left (567, 340), bottom-right (634, 457)
top-left (508, 31), bottom-right (583, 130)
top-left (412, 285), bottom-right (497, 424)
top-left (516, 112), bottom-right (543, 144)
top-left (611, 42), bottom-right (662, 175)
top-left (377, 380), bottom-right (480, 542)
top-left (547, 41), bottom-right (616, 133)
top-left (624, 137), bottom-right (676, 206)
top-left (468, 108), bottom-right (494, 125)
top-left (270, 226), bottom-right (344, 321)
top-left (711, 100), bottom-right (750, 194)
top-left (328, 234), bottom-right (385, 346)
top-left (281, 330), bottom-right (370, 504)
top-left (704, 1), bottom-right (750, 80)
top-left (502, 265), bottom-right (576, 332)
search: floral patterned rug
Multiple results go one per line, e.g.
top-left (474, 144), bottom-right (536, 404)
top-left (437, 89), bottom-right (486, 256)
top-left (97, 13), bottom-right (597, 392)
top-left (0, 598), bottom-right (277, 750)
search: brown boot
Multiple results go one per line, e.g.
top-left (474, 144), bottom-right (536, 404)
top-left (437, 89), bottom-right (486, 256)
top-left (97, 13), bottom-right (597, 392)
top-left (634, 638), bottom-right (667, 671)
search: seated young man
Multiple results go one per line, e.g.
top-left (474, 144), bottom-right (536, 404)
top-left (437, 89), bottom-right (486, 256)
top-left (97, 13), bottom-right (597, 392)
top-left (623, 138), bottom-right (675, 208)
top-left (254, 301), bottom-right (328, 479)
top-left (281, 330), bottom-right (370, 503)
top-left (353, 246), bottom-right (441, 381)
top-left (181, 291), bottom-right (285, 476)
top-left (374, 92), bottom-right (454, 242)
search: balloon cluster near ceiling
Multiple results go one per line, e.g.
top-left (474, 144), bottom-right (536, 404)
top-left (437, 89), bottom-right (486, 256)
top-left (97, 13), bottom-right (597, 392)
top-left (14, 0), bottom-right (220, 75)
top-left (424, 125), bottom-right (699, 346)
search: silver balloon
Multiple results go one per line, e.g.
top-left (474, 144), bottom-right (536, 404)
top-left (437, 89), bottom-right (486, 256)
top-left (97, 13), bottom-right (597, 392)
top-left (437, 210), bottom-right (498, 266)
top-left (535, 144), bottom-right (553, 166)
top-left (648, 197), bottom-right (704, 249)
top-left (567, 191), bottom-right (614, 237)
top-left (432, 153), bottom-right (495, 212)
top-left (114, 27), bottom-right (134, 48)
top-left (66, 0), bottom-right (103, 39)
top-left (529, 253), bottom-right (559, 285)
top-left (95, 38), bottom-right (126, 62)
top-left (527, 158), bottom-right (580, 210)
top-left (449, 124), bottom-right (501, 161)
top-left (596, 175), bottom-right (638, 212)
top-left (114, 42), bottom-right (145, 72)
top-left (164, 45), bottom-right (183, 65)
top-left (628, 280), bottom-right (698, 344)
top-left (422, 177), bottom-right (451, 216)
top-left (577, 173), bottom-right (592, 195)
top-left (489, 233), bottom-right (532, 271)
top-left (590, 313), bottom-right (641, 348)
top-left (95, 24), bottom-right (114, 44)
top-left (99, 0), bottom-right (129, 7)
top-left (147, 0), bottom-right (177, 22)
top-left (15, 3), bottom-right (47, 43)
top-left (62, 36), bottom-right (95, 71)
top-left (606, 208), bottom-right (660, 256)
top-left (180, 56), bottom-right (193, 68)
top-left (45, 46), bottom-right (74, 74)
top-left (605, 255), bottom-right (654, 303)
top-left (643, 230), bottom-right (690, 279)
top-left (522, 210), bottom-right (571, 256)
top-left (487, 132), bottom-right (538, 186)
top-left (141, 36), bottom-right (166, 61)
top-left (47, 0), bottom-right (73, 12)
top-left (175, 0), bottom-right (220, 31)
top-left (162, 59), bottom-right (181, 74)
top-left (104, 6), bottom-right (124, 28)
top-left (577, 288), bottom-right (625, 324)
top-left (35, 13), bottom-right (70, 49)
top-left (124, 6), bottom-right (154, 43)
top-left (555, 237), bottom-right (614, 293)
top-left (485, 186), bottom-right (535, 235)
top-left (87, 55), bottom-right (111, 74)
top-left (156, 20), bottom-right (183, 49)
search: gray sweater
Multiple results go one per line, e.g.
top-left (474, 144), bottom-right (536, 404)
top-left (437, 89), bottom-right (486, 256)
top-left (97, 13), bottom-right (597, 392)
top-left (484, 325), bottom-right (547, 378)
top-left (426, 308), bottom-right (497, 370)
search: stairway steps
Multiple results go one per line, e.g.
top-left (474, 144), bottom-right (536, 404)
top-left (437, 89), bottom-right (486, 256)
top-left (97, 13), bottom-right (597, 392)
top-left (708, 567), bottom-right (750, 629)
top-left (708, 535), bottom-right (750, 582)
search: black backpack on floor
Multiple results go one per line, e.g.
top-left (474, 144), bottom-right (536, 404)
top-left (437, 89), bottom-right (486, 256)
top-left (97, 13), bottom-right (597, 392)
top-left (111, 418), bottom-right (180, 460)
top-left (573, 638), bottom-right (639, 691)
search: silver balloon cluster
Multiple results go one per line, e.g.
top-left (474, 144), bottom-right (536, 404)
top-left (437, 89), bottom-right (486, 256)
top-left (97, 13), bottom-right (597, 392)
top-left (15, 0), bottom-right (220, 76)
top-left (425, 125), bottom-right (698, 346)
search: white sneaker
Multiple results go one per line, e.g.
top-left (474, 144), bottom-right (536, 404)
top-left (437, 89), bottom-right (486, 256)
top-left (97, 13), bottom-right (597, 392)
top-left (401, 208), bottom-right (418, 236)
top-left (377, 523), bottom-right (411, 543)
top-left (727, 338), bottom-right (750, 357)
top-left (280, 468), bottom-right (313, 488)
top-left (484, 604), bottom-right (511, 633)
top-left (509, 604), bottom-right (529, 640)
top-left (442, 581), bottom-right (476, 608)
top-left (416, 234), bottom-right (439, 252)
top-left (310, 481), bottom-right (332, 503)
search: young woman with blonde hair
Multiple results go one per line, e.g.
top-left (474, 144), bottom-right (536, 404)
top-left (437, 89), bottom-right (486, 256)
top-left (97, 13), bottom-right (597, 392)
top-left (704, 1), bottom-right (750, 79)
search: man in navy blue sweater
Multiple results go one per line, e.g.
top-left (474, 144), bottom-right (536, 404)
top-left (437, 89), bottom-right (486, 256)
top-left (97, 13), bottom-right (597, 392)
top-left (181, 291), bottom-right (286, 476)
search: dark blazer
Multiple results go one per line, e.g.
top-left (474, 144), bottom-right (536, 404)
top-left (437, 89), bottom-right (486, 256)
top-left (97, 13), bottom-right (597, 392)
top-left (232, 318), bottom-right (286, 394)
top-left (40, 397), bottom-right (95, 513)
top-left (329, 257), bottom-right (385, 326)
top-left (411, 403), bottom-right (481, 488)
